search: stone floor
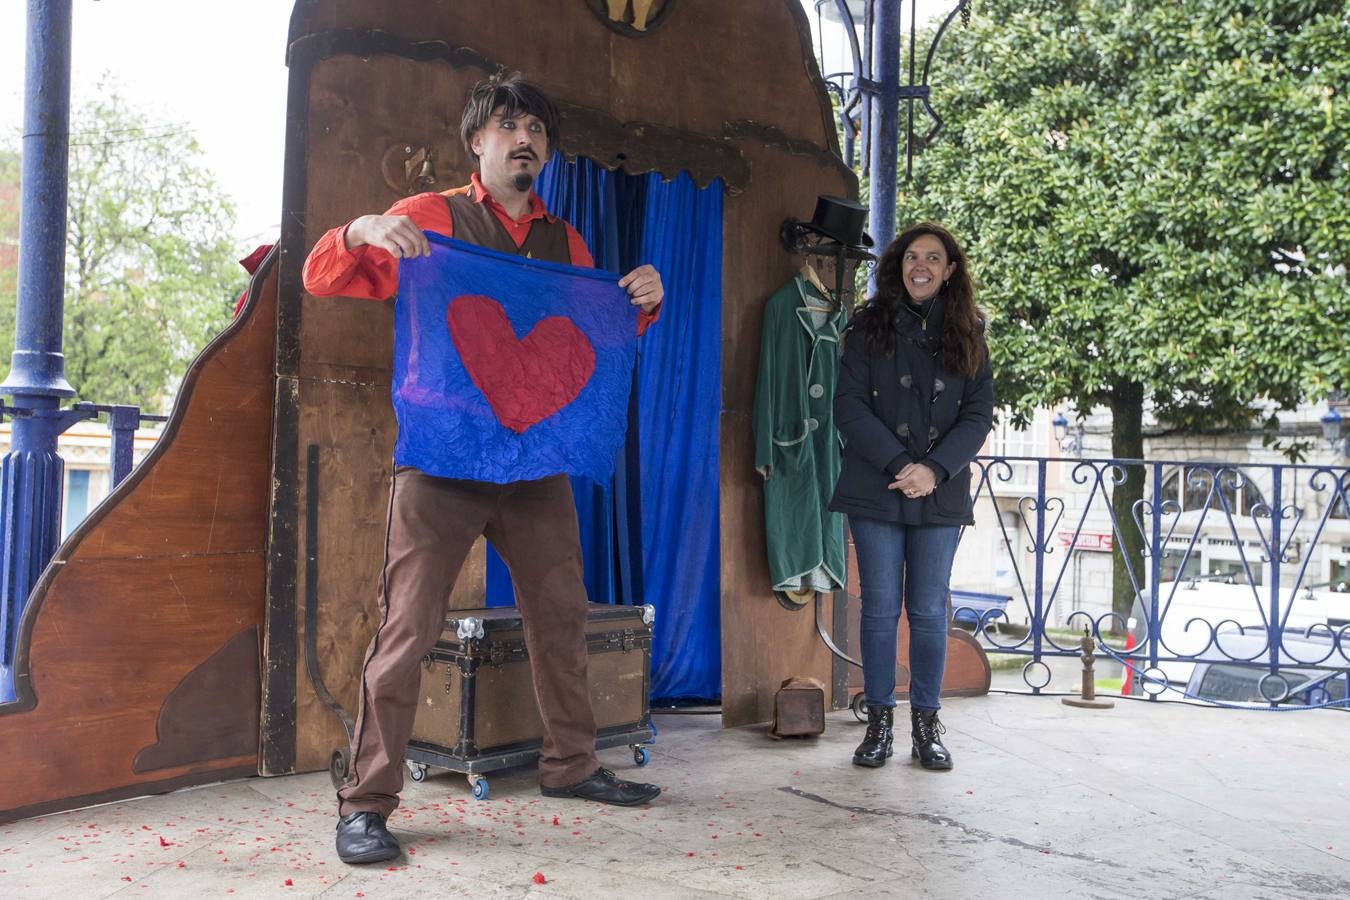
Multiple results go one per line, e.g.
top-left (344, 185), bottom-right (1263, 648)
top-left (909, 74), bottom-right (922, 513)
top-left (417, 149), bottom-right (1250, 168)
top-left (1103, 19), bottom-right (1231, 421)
top-left (1, 694), bottom-right (1347, 899)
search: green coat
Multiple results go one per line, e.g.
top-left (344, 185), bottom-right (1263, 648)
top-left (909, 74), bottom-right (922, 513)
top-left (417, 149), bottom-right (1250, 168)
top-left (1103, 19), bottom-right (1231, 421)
top-left (752, 274), bottom-right (847, 594)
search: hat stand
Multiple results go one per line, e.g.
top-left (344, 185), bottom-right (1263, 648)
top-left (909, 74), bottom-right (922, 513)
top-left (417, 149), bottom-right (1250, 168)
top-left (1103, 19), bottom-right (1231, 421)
top-left (779, 218), bottom-right (876, 314)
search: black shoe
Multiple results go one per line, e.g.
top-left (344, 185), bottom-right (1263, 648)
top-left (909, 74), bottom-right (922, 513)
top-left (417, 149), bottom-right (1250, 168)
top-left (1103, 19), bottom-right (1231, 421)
top-left (540, 767), bottom-right (661, 806)
top-left (335, 811), bottom-right (401, 865)
top-left (852, 704), bottom-right (894, 768)
top-left (910, 708), bottom-right (953, 770)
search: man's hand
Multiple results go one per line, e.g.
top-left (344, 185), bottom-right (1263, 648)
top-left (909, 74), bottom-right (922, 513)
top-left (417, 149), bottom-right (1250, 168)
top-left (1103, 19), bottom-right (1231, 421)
top-left (345, 214), bottom-right (431, 259)
top-left (888, 462), bottom-right (938, 499)
top-left (619, 264), bottom-right (663, 314)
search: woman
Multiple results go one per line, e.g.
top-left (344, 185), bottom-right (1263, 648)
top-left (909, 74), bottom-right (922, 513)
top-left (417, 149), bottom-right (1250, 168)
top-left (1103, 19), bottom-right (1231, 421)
top-left (830, 223), bottom-right (993, 770)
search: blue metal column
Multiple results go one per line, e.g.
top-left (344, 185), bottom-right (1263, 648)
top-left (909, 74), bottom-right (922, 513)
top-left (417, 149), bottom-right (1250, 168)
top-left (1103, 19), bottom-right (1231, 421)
top-left (867, 0), bottom-right (901, 251)
top-left (0, 0), bottom-right (78, 701)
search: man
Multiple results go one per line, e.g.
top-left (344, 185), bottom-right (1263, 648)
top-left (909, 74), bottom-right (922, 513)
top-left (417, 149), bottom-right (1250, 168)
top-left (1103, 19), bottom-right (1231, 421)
top-left (303, 73), bottom-right (664, 866)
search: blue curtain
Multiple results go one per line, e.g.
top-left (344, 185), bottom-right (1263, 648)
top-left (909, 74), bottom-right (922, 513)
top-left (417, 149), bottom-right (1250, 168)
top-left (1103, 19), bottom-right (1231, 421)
top-left (485, 155), bottom-right (623, 606)
top-left (485, 153), bottom-right (722, 703)
top-left (632, 171), bottom-right (723, 702)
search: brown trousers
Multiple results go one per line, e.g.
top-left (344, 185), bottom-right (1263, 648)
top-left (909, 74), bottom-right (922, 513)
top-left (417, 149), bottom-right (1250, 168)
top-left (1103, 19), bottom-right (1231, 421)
top-left (337, 468), bottom-right (599, 817)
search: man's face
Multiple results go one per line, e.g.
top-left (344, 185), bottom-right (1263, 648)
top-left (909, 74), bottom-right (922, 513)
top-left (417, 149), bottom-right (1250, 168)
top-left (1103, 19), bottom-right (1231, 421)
top-left (471, 107), bottom-right (549, 192)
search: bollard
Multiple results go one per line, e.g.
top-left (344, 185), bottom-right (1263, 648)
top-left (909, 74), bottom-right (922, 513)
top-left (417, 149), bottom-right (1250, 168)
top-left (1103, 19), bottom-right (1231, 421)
top-left (1062, 627), bottom-right (1115, 709)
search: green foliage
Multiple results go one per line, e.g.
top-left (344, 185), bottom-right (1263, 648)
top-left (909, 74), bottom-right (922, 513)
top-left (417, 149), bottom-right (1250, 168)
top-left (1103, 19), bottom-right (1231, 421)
top-left (896, 0), bottom-right (1350, 443)
top-left (0, 92), bottom-right (242, 412)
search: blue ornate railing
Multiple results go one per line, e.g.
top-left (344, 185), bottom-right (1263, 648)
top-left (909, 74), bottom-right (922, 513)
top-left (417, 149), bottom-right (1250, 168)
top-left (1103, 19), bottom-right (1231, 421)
top-left (0, 400), bottom-right (166, 701)
top-left (954, 456), bottom-right (1350, 708)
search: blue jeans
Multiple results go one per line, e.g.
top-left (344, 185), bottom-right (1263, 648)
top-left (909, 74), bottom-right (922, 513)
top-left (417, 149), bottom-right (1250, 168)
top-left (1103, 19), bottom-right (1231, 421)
top-left (849, 516), bottom-right (961, 712)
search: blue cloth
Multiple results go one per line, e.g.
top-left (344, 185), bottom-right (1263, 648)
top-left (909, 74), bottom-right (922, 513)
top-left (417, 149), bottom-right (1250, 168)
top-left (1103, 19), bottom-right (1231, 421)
top-left (393, 234), bottom-right (637, 484)
top-left (849, 516), bottom-right (961, 711)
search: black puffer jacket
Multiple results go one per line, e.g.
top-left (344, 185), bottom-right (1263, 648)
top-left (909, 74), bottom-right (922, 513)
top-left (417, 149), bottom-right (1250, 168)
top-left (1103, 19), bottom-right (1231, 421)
top-left (828, 295), bottom-right (994, 525)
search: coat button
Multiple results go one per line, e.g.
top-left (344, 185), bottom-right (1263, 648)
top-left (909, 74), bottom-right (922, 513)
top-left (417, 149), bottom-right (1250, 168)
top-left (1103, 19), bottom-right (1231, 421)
top-left (900, 374), bottom-right (913, 389)
top-left (809, 384), bottom-right (825, 399)
top-left (928, 425), bottom-right (939, 440)
top-left (933, 378), bottom-right (945, 395)
top-left (807, 417), bottom-right (819, 431)
top-left (896, 423), bottom-right (910, 437)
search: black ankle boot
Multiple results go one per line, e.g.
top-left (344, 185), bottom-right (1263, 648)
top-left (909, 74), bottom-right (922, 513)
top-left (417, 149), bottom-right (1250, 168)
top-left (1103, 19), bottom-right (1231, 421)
top-left (910, 708), bottom-right (953, 770)
top-left (852, 705), bottom-right (894, 767)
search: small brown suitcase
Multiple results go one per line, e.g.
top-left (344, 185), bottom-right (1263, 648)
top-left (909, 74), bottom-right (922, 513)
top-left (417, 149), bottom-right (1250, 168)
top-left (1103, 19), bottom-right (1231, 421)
top-left (405, 603), bottom-right (656, 799)
top-left (768, 675), bottom-right (826, 738)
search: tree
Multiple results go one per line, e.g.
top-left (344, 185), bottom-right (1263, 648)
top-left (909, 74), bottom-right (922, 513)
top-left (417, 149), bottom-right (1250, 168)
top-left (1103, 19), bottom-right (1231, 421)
top-left (896, 0), bottom-right (1350, 621)
top-left (1, 92), bottom-right (243, 411)
top-left (0, 150), bottom-right (18, 363)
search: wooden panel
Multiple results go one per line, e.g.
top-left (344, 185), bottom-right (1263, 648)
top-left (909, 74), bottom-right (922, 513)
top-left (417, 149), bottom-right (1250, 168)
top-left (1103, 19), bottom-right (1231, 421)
top-left (268, 0), bottom-right (852, 762)
top-left (289, 0), bottom-right (837, 157)
top-left (0, 259), bottom-right (276, 824)
top-left (718, 138), bottom-right (856, 727)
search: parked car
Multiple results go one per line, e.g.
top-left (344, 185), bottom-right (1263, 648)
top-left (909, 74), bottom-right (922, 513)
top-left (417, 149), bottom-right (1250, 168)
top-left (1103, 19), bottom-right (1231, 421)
top-left (1128, 580), bottom-right (1350, 688)
top-left (1129, 623), bottom-right (1349, 706)
top-left (1186, 655), bottom-right (1347, 706)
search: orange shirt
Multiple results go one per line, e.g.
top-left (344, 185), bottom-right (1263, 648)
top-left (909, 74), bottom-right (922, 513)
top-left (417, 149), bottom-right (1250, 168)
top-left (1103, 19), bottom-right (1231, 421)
top-left (302, 174), bottom-right (659, 333)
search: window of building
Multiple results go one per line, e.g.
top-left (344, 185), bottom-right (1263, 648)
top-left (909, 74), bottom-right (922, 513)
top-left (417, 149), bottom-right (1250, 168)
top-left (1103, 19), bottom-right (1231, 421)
top-left (1159, 550), bottom-right (1203, 584)
top-left (1331, 559), bottom-right (1350, 593)
top-left (991, 412), bottom-right (1051, 492)
top-left (1160, 467), bottom-right (1265, 516)
top-left (62, 469), bottom-right (91, 539)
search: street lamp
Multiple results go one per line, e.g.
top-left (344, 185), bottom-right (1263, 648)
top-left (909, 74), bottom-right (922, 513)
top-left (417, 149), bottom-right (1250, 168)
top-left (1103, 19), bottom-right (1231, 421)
top-left (1321, 404), bottom-right (1349, 457)
top-left (1052, 411), bottom-right (1084, 457)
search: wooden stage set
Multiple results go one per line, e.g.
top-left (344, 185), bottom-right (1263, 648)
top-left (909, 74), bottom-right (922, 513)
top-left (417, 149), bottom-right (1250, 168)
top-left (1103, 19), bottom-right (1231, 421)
top-left (0, 0), bottom-right (987, 824)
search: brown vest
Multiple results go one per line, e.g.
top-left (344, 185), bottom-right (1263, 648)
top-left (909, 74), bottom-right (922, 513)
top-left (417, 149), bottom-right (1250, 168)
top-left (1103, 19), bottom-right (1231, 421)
top-left (444, 189), bottom-right (571, 264)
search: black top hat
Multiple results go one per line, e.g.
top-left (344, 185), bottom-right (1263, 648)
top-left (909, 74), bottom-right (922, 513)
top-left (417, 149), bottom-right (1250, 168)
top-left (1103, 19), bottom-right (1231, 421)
top-left (800, 195), bottom-right (874, 248)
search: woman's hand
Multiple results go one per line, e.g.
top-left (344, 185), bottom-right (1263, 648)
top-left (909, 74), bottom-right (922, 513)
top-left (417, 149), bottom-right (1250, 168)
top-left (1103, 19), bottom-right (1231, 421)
top-left (888, 462), bottom-right (938, 499)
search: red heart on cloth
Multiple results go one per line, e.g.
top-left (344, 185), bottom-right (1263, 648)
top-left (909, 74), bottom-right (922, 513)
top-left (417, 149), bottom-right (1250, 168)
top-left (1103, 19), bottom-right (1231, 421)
top-left (447, 294), bottom-right (596, 434)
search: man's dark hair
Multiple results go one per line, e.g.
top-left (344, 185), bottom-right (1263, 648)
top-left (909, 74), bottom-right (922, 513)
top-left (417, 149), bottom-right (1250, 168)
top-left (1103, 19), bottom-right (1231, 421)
top-left (460, 72), bottom-right (561, 160)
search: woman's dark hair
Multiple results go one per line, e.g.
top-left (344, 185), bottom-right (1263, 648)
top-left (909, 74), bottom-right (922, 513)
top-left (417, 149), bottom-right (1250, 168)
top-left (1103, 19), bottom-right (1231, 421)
top-left (852, 222), bottom-right (986, 378)
top-left (459, 72), bottom-right (560, 160)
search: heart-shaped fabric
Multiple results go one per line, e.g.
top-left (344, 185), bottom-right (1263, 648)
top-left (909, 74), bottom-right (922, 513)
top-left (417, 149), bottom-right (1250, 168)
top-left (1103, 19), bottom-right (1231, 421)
top-left (447, 294), bottom-right (596, 434)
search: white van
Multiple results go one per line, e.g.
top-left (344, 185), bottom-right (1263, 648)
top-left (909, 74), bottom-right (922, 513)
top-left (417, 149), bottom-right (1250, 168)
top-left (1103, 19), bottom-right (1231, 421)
top-left (1129, 580), bottom-right (1350, 686)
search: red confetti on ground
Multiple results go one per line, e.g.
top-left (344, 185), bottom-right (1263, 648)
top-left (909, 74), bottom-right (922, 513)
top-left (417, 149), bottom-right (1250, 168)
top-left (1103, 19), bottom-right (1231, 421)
top-left (176, 862), bottom-right (185, 869)
top-left (158, 837), bottom-right (171, 848)
top-left (686, 852), bottom-right (695, 857)
top-left (735, 866), bottom-right (744, 871)
top-left (284, 878), bottom-right (294, 886)
top-left (533, 872), bottom-right (547, 884)
top-left (121, 876), bottom-right (132, 882)
top-left (965, 790), bottom-right (973, 795)
top-left (552, 816), bottom-right (560, 826)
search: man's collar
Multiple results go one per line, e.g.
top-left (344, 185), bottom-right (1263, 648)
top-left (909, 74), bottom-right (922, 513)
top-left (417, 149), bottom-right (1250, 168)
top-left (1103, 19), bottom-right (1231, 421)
top-left (470, 173), bottom-right (553, 223)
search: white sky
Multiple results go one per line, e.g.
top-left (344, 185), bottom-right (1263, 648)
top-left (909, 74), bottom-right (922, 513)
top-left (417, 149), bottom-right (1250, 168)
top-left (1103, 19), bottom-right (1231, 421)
top-left (1, 1), bottom-right (953, 254)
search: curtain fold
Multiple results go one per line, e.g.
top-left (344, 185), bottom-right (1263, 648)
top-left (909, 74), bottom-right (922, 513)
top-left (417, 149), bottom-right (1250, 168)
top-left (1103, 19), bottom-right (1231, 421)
top-left (632, 171), bottom-right (723, 702)
top-left (485, 153), bottom-right (723, 703)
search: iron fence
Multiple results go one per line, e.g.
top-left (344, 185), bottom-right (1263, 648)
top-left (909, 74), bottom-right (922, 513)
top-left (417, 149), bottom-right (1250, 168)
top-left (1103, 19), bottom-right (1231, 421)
top-left (955, 456), bottom-right (1350, 708)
